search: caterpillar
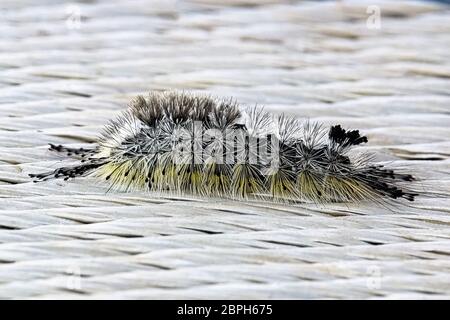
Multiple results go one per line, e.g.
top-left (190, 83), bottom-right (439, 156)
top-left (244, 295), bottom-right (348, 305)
top-left (30, 91), bottom-right (417, 204)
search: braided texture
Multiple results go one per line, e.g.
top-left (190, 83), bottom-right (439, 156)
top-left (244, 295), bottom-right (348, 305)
top-left (0, 0), bottom-right (449, 299)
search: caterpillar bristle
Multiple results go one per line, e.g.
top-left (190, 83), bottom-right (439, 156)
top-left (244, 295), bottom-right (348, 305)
top-left (31, 91), bottom-right (418, 204)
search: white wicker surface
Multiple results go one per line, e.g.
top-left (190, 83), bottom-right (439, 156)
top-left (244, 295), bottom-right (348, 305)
top-left (0, 0), bottom-right (449, 299)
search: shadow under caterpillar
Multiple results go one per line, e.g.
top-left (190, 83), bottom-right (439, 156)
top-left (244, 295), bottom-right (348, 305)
top-left (30, 91), bottom-right (417, 204)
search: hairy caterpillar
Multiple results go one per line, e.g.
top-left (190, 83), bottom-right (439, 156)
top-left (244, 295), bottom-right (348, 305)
top-left (30, 91), bottom-right (417, 204)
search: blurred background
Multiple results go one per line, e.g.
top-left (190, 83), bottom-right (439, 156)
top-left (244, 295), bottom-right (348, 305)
top-left (1, 0), bottom-right (448, 149)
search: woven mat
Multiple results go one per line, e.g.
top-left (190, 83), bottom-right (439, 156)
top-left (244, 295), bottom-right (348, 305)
top-left (0, 0), bottom-right (449, 299)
